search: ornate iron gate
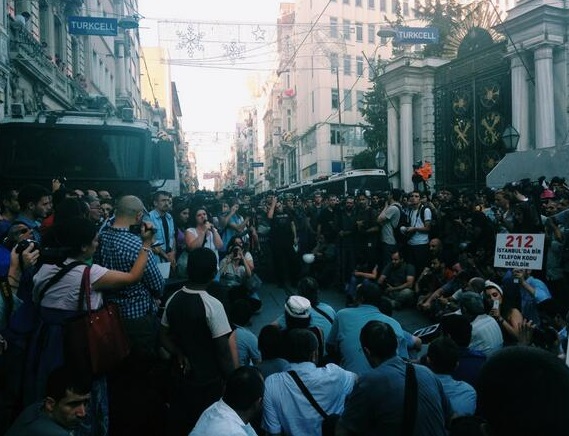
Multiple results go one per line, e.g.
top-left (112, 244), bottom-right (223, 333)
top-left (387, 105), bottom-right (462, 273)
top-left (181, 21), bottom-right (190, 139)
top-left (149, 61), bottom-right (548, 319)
top-left (434, 34), bottom-right (511, 191)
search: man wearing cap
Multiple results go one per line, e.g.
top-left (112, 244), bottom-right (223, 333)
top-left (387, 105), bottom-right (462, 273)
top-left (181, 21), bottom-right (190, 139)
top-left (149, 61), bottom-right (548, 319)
top-left (459, 291), bottom-right (503, 356)
top-left (262, 329), bottom-right (356, 436)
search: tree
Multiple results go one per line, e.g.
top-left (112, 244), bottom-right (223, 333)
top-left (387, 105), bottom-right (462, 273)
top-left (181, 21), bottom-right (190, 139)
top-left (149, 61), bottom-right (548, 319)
top-left (414, 0), bottom-right (465, 58)
top-left (359, 71), bottom-right (389, 153)
top-left (351, 149), bottom-right (377, 170)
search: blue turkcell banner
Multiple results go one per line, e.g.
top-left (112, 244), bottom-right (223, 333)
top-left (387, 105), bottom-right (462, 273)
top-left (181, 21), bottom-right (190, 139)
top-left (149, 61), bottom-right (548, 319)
top-left (394, 27), bottom-right (439, 45)
top-left (68, 16), bottom-right (118, 36)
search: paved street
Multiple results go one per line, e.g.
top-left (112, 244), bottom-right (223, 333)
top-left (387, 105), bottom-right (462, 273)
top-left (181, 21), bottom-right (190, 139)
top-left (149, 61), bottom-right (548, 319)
top-left (249, 281), bottom-right (431, 337)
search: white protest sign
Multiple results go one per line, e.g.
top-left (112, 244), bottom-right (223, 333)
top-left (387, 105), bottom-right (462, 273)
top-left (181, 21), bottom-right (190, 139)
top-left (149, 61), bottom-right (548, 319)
top-left (493, 233), bottom-right (545, 270)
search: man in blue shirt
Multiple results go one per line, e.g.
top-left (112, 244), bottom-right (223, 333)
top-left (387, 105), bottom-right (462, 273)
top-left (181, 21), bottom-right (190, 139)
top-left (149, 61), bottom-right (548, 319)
top-left (262, 329), bottom-right (356, 436)
top-left (326, 282), bottom-right (416, 375)
top-left (15, 184), bottom-right (52, 243)
top-left (337, 321), bottom-right (450, 436)
top-left (148, 190), bottom-right (176, 270)
top-left (512, 268), bottom-right (551, 325)
top-left (426, 336), bottom-right (476, 417)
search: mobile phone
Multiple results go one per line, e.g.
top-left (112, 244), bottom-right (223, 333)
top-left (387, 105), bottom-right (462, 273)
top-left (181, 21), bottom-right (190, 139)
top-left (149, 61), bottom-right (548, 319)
top-left (492, 300), bottom-right (500, 310)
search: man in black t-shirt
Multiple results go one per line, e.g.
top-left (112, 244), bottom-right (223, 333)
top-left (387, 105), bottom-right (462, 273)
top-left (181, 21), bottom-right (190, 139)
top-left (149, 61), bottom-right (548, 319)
top-left (160, 248), bottom-right (236, 434)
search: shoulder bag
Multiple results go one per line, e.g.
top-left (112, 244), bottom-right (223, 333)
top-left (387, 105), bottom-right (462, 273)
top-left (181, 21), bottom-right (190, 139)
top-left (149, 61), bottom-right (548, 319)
top-left (288, 370), bottom-right (339, 436)
top-left (64, 266), bottom-right (130, 376)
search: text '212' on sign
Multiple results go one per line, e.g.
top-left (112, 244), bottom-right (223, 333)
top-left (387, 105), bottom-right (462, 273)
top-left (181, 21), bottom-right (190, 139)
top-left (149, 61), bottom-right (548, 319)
top-left (493, 233), bottom-right (545, 270)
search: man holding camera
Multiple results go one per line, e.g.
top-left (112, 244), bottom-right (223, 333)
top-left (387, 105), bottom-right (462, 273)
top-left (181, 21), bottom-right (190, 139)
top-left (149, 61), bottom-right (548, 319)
top-left (95, 195), bottom-right (164, 356)
top-left (94, 195), bottom-right (165, 434)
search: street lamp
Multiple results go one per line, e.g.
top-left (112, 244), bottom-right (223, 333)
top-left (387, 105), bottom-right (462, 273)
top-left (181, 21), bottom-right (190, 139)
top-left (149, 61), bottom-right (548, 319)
top-left (118, 15), bottom-right (140, 29)
top-left (377, 26), bottom-right (397, 39)
top-left (501, 125), bottom-right (520, 152)
top-left (375, 150), bottom-right (387, 169)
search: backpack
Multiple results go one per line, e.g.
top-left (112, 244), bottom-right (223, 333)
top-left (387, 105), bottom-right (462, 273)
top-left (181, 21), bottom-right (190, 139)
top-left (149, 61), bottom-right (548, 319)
top-left (393, 204), bottom-right (428, 245)
top-left (393, 204), bottom-right (410, 245)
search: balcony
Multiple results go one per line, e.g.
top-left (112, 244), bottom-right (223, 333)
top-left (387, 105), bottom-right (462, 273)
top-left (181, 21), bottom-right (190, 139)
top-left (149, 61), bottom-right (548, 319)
top-left (9, 23), bottom-right (86, 107)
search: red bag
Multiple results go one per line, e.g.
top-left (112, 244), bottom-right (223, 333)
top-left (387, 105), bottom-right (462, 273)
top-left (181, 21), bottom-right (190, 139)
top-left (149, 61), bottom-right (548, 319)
top-left (64, 267), bottom-right (130, 376)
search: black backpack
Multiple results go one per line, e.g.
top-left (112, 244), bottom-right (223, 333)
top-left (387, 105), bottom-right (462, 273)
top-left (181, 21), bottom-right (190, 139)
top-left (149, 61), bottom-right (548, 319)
top-left (393, 204), bottom-right (428, 245)
top-left (393, 204), bottom-right (410, 245)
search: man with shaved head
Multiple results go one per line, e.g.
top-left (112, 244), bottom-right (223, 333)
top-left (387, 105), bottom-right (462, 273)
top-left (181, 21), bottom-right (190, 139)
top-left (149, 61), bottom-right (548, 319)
top-left (94, 195), bottom-right (166, 434)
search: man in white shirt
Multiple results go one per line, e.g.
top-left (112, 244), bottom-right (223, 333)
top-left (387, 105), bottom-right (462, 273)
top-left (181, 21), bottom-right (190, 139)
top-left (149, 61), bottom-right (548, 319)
top-left (191, 366), bottom-right (264, 436)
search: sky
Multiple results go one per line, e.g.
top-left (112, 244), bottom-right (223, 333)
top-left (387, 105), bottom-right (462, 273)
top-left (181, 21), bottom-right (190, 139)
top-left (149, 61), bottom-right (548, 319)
top-left (137, 0), bottom-right (283, 186)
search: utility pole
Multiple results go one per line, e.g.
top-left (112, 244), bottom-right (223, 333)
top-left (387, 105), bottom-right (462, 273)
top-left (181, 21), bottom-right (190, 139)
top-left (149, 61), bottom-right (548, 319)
top-left (335, 67), bottom-right (344, 172)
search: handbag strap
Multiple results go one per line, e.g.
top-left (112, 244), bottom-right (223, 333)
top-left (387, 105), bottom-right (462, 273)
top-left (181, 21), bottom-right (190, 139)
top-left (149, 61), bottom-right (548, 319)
top-left (288, 370), bottom-right (328, 419)
top-left (37, 261), bottom-right (86, 303)
top-left (401, 362), bottom-right (418, 436)
top-left (76, 266), bottom-right (92, 313)
top-left (313, 306), bottom-right (334, 325)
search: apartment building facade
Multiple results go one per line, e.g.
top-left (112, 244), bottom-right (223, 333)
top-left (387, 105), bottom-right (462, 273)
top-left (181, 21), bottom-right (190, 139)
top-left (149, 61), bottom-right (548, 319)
top-left (262, 0), bottom-right (518, 190)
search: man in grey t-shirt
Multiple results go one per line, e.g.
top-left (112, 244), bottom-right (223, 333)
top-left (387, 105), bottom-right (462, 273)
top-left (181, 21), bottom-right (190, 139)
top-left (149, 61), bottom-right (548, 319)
top-left (377, 189), bottom-right (403, 271)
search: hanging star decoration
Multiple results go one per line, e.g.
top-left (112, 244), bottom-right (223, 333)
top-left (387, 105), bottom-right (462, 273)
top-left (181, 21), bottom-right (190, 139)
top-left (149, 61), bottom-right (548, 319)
top-left (251, 25), bottom-right (266, 41)
top-left (176, 25), bottom-right (205, 57)
top-left (223, 40), bottom-right (246, 64)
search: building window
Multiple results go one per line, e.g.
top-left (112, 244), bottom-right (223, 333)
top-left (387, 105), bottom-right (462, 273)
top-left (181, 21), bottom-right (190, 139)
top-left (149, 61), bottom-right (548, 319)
top-left (343, 19), bottom-right (351, 40)
top-left (392, 0), bottom-right (399, 13)
top-left (332, 88), bottom-right (339, 110)
top-left (357, 90), bottom-right (365, 112)
top-left (380, 0), bottom-right (386, 12)
top-left (330, 53), bottom-right (339, 72)
top-left (330, 124), bottom-right (342, 145)
top-left (356, 56), bottom-right (364, 76)
top-left (355, 22), bottom-right (363, 42)
top-left (368, 0), bottom-right (375, 9)
top-left (343, 0), bottom-right (349, 4)
top-left (343, 55), bottom-right (351, 75)
top-left (344, 90), bottom-right (352, 111)
top-left (368, 24), bottom-right (375, 43)
top-left (403, 0), bottom-right (409, 16)
top-left (330, 17), bottom-right (338, 38)
top-left (356, 0), bottom-right (362, 6)
top-left (287, 109), bottom-right (292, 131)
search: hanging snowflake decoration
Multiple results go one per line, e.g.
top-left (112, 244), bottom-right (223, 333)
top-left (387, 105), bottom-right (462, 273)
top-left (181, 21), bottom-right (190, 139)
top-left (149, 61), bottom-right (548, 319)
top-left (176, 25), bottom-right (205, 57)
top-left (223, 40), bottom-right (246, 64)
top-left (251, 25), bottom-right (266, 41)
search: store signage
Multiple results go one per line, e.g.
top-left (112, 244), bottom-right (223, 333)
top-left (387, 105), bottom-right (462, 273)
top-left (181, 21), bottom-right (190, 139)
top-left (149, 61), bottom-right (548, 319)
top-left (394, 27), bottom-right (439, 45)
top-left (68, 16), bottom-right (118, 36)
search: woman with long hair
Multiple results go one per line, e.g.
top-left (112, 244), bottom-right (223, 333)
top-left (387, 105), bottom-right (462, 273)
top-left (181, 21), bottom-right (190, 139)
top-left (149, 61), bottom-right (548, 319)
top-left (184, 207), bottom-right (223, 267)
top-left (26, 217), bottom-right (155, 435)
top-left (484, 280), bottom-right (523, 345)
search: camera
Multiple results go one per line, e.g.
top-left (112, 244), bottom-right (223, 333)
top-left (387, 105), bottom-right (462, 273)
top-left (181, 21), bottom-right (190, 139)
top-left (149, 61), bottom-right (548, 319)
top-left (232, 246), bottom-right (240, 257)
top-left (15, 239), bottom-right (39, 254)
top-left (129, 224), bottom-right (157, 235)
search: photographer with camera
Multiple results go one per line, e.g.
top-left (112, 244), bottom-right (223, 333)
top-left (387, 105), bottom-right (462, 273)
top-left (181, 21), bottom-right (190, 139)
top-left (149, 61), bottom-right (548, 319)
top-left (0, 222), bottom-right (40, 434)
top-left (218, 199), bottom-right (250, 257)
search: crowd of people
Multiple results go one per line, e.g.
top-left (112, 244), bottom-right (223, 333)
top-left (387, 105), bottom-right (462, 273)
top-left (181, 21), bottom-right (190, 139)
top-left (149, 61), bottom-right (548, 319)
top-left (0, 174), bottom-right (568, 436)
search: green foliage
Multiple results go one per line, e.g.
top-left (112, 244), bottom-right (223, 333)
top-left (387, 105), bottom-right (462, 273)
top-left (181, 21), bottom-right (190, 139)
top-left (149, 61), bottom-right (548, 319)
top-left (351, 149), bottom-right (377, 170)
top-left (414, 0), bottom-right (465, 57)
top-left (359, 72), bottom-right (388, 153)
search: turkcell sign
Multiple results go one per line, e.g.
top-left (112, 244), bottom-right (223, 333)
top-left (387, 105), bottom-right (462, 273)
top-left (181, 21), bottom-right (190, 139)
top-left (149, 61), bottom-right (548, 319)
top-left (395, 27), bottom-right (439, 45)
top-left (68, 16), bottom-right (118, 36)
